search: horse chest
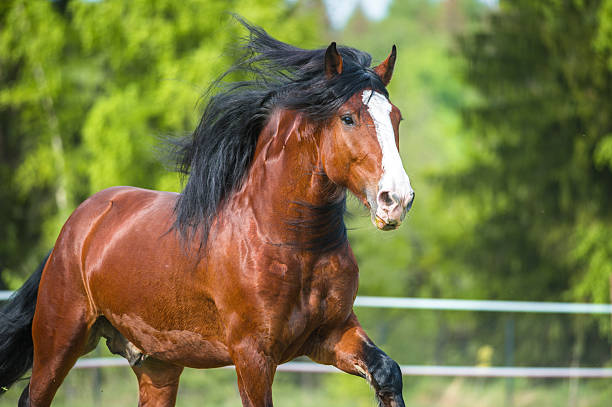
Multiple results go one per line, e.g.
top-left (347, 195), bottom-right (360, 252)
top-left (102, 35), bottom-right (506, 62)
top-left (274, 252), bottom-right (359, 343)
top-left (209, 229), bottom-right (359, 357)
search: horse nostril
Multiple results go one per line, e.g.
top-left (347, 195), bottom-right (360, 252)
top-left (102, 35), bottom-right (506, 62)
top-left (377, 191), bottom-right (395, 207)
top-left (406, 191), bottom-right (415, 210)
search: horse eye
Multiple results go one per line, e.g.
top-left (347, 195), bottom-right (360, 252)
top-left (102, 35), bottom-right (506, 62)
top-left (341, 115), bottom-right (355, 126)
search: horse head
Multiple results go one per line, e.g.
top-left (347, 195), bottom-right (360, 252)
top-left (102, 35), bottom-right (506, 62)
top-left (320, 43), bottom-right (414, 231)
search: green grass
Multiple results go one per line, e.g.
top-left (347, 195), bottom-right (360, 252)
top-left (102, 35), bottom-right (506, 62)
top-left (3, 365), bottom-right (612, 406)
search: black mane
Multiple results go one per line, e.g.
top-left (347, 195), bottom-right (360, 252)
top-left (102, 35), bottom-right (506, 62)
top-left (172, 18), bottom-right (388, 247)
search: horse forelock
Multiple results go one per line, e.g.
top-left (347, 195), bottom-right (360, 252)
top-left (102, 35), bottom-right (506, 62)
top-left (171, 17), bottom-right (388, 248)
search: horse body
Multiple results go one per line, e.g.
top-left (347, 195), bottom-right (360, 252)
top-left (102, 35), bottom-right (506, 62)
top-left (1, 21), bottom-right (414, 407)
top-left (36, 106), bottom-right (360, 369)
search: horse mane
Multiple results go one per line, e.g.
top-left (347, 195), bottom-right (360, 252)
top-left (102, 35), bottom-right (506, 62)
top-left (172, 17), bottom-right (388, 248)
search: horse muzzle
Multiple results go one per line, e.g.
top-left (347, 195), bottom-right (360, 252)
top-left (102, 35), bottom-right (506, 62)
top-left (371, 188), bottom-right (414, 231)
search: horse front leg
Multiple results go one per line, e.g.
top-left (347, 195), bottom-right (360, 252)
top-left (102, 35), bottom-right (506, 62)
top-left (231, 338), bottom-right (277, 407)
top-left (131, 358), bottom-right (183, 407)
top-left (308, 312), bottom-right (405, 407)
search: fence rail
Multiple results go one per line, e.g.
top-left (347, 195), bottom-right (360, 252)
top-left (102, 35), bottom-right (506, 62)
top-left (3, 291), bottom-right (612, 378)
top-left (354, 296), bottom-right (612, 314)
top-left (74, 358), bottom-right (612, 378)
top-left (3, 291), bottom-right (612, 313)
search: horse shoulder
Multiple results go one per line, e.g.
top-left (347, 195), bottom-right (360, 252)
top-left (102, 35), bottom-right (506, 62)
top-left (311, 245), bottom-right (359, 322)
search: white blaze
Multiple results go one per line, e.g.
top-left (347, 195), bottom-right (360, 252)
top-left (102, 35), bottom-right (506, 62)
top-left (362, 90), bottom-right (413, 220)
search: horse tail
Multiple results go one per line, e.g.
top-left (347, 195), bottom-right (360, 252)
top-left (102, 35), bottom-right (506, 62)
top-left (0, 251), bottom-right (51, 394)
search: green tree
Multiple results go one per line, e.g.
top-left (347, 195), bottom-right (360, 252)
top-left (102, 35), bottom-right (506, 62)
top-left (455, 0), bottom-right (612, 303)
top-left (439, 0), bottom-right (612, 365)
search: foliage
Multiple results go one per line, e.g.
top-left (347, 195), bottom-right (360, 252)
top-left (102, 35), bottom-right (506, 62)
top-left (448, 0), bottom-right (612, 305)
top-left (422, 0), bottom-right (612, 368)
top-left (450, 1), bottom-right (612, 307)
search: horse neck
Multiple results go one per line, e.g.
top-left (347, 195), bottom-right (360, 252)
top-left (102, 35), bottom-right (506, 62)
top-left (237, 110), bottom-right (347, 252)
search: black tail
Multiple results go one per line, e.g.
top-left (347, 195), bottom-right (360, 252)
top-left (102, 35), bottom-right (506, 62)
top-left (0, 251), bottom-right (51, 394)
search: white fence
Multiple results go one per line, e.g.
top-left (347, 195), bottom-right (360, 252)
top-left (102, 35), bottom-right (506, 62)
top-left (73, 358), bottom-right (612, 378)
top-left (2, 292), bottom-right (612, 378)
top-left (354, 296), bottom-right (612, 314)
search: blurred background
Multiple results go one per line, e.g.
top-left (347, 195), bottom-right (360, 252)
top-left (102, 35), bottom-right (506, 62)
top-left (2, 0), bottom-right (612, 406)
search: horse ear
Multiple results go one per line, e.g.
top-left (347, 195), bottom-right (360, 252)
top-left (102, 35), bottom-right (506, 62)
top-left (373, 45), bottom-right (397, 86)
top-left (325, 42), bottom-right (343, 79)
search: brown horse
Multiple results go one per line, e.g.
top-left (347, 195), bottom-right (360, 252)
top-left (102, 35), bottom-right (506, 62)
top-left (0, 22), bottom-right (414, 407)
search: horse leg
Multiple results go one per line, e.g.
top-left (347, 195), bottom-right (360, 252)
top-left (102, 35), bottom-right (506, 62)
top-left (308, 312), bottom-right (404, 407)
top-left (131, 358), bottom-right (183, 407)
top-left (23, 249), bottom-right (97, 407)
top-left (27, 299), bottom-right (94, 406)
top-left (231, 340), bottom-right (276, 407)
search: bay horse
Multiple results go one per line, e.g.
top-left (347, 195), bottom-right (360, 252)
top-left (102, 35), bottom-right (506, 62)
top-left (0, 22), bottom-right (414, 407)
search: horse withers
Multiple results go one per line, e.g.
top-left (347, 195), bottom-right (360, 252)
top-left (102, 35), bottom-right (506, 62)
top-left (0, 21), bottom-right (414, 407)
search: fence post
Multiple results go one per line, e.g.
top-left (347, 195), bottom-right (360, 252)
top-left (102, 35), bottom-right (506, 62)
top-left (609, 274), bottom-right (612, 352)
top-left (504, 316), bottom-right (515, 407)
top-left (92, 347), bottom-right (103, 406)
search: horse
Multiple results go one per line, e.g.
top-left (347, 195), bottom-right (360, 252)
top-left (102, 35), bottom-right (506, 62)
top-left (0, 21), bottom-right (414, 407)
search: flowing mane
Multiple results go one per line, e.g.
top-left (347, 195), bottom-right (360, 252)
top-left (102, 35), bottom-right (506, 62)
top-left (172, 19), bottom-right (388, 244)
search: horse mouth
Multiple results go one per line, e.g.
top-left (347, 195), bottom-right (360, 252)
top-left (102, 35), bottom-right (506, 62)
top-left (374, 215), bottom-right (400, 231)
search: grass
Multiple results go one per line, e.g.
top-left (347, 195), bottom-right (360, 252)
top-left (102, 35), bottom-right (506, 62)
top-left (2, 364), bottom-right (612, 407)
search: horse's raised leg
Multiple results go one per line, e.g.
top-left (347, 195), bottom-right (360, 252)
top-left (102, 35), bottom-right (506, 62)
top-left (231, 341), bottom-right (276, 407)
top-left (131, 358), bottom-right (183, 407)
top-left (308, 312), bottom-right (405, 407)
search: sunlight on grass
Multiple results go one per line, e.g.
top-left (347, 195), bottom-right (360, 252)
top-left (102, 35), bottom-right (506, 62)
top-left (2, 366), bottom-right (612, 407)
